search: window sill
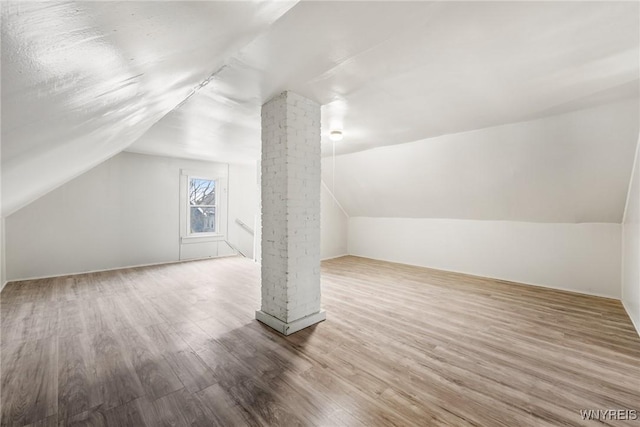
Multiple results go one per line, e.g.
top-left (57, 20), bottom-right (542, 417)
top-left (181, 234), bottom-right (226, 244)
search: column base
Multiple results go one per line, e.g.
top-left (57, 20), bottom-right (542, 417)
top-left (255, 310), bottom-right (326, 336)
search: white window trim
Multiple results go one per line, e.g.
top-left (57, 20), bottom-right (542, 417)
top-left (180, 169), bottom-right (228, 243)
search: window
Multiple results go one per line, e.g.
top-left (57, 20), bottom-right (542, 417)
top-left (188, 177), bottom-right (217, 234)
top-left (179, 168), bottom-right (228, 248)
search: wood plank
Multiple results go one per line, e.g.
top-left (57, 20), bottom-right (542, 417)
top-left (64, 399), bottom-right (147, 427)
top-left (145, 323), bottom-right (217, 393)
top-left (116, 326), bottom-right (184, 400)
top-left (89, 328), bottom-right (145, 411)
top-left (136, 388), bottom-right (223, 427)
top-left (23, 415), bottom-right (58, 427)
top-left (1, 337), bottom-right (58, 426)
top-left (57, 334), bottom-right (100, 423)
top-left (195, 383), bottom-right (255, 426)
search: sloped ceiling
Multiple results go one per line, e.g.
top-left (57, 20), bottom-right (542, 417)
top-left (323, 99), bottom-right (639, 223)
top-left (2, 1), bottom-right (639, 223)
top-left (129, 1), bottom-right (639, 160)
top-left (1, 0), bottom-right (296, 216)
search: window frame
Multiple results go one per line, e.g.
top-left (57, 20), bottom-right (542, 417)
top-left (179, 168), bottom-right (228, 244)
top-left (186, 175), bottom-right (219, 237)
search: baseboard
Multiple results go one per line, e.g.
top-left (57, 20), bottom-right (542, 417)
top-left (256, 310), bottom-right (326, 335)
top-left (622, 300), bottom-right (640, 338)
top-left (1, 280), bottom-right (7, 293)
top-left (348, 254), bottom-right (621, 301)
top-left (3, 254), bottom-right (241, 285)
top-left (321, 253), bottom-right (349, 261)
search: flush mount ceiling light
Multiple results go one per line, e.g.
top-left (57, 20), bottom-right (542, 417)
top-left (330, 130), bottom-right (343, 141)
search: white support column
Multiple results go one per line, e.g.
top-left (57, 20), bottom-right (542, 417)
top-left (256, 91), bottom-right (326, 335)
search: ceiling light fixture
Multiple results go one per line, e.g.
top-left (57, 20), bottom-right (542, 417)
top-left (330, 130), bottom-right (343, 142)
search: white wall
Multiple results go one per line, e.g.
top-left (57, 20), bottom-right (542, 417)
top-left (4, 151), bottom-right (344, 281)
top-left (622, 135), bottom-right (640, 335)
top-left (5, 152), bottom-right (254, 281)
top-left (228, 164), bottom-right (259, 259)
top-left (321, 182), bottom-right (349, 259)
top-left (349, 218), bottom-right (621, 299)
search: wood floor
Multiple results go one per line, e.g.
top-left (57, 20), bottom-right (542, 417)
top-left (1, 256), bottom-right (639, 426)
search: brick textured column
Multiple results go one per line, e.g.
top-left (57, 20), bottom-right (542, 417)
top-left (256, 91), bottom-right (326, 335)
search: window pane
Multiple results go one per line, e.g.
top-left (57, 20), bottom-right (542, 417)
top-left (190, 207), bottom-right (216, 233)
top-left (189, 178), bottom-right (215, 206)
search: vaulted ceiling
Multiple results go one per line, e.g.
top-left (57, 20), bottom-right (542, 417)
top-left (2, 1), bottom-right (639, 220)
top-left (324, 99), bottom-right (639, 223)
top-left (1, 1), bottom-right (296, 216)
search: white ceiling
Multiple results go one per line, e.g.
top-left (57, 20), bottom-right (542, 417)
top-left (2, 1), bottom-right (639, 220)
top-left (129, 1), bottom-right (639, 160)
top-left (1, 0), bottom-right (296, 216)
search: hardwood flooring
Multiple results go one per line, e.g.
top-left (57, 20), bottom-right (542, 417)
top-left (1, 255), bottom-right (639, 426)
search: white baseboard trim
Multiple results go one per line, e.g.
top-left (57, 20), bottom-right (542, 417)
top-left (3, 254), bottom-right (240, 285)
top-left (321, 253), bottom-right (349, 261)
top-left (1, 280), bottom-right (7, 293)
top-left (622, 300), bottom-right (640, 338)
top-left (256, 310), bottom-right (326, 335)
